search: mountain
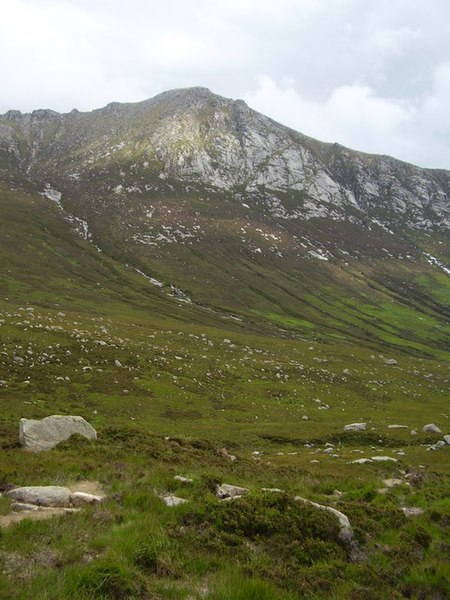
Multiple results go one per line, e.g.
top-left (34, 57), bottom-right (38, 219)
top-left (1, 87), bottom-right (449, 356)
top-left (1, 86), bottom-right (449, 227)
top-left (0, 88), bottom-right (450, 600)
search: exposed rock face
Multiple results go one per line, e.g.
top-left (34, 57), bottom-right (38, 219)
top-left (0, 87), bottom-right (449, 231)
top-left (19, 415), bottom-right (97, 451)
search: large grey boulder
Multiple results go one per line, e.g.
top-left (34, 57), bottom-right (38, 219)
top-left (19, 415), bottom-right (97, 451)
top-left (8, 486), bottom-right (71, 507)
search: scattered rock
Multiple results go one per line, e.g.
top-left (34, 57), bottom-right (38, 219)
top-left (220, 448), bottom-right (237, 462)
top-left (383, 358), bottom-right (398, 365)
top-left (351, 458), bottom-right (372, 464)
top-left (387, 425), bottom-right (408, 429)
top-left (19, 415), bottom-right (97, 451)
top-left (402, 507), bottom-right (424, 517)
top-left (427, 440), bottom-right (446, 451)
top-left (174, 475), bottom-right (193, 484)
top-left (423, 423), bottom-right (441, 434)
top-left (161, 495), bottom-right (188, 507)
top-left (344, 423), bottom-right (366, 432)
top-left (371, 456), bottom-right (398, 462)
top-left (114, 359), bottom-right (123, 367)
top-left (216, 483), bottom-right (248, 499)
top-left (383, 478), bottom-right (408, 488)
top-left (444, 434), bottom-right (450, 445)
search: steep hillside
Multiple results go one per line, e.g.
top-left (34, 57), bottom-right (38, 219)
top-left (0, 88), bottom-right (449, 356)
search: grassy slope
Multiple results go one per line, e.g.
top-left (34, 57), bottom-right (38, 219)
top-left (0, 186), bottom-right (449, 599)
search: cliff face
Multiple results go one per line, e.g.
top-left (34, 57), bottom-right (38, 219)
top-left (1, 87), bottom-right (449, 232)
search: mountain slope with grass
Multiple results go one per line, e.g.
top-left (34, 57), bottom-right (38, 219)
top-left (0, 89), bottom-right (449, 600)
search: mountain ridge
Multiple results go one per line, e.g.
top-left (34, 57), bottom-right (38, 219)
top-left (1, 87), bottom-right (449, 234)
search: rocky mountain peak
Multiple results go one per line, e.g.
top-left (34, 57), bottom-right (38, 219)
top-left (0, 88), bottom-right (449, 233)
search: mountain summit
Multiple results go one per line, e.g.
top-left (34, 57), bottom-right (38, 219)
top-left (1, 87), bottom-right (449, 230)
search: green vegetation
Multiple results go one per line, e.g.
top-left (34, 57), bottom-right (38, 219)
top-left (0, 168), bottom-right (449, 598)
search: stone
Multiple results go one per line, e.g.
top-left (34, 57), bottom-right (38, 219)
top-left (216, 483), bottom-right (249, 499)
top-left (402, 507), bottom-right (424, 517)
top-left (69, 492), bottom-right (103, 507)
top-left (161, 495), bottom-right (188, 507)
top-left (294, 495), bottom-right (352, 540)
top-left (220, 448), bottom-right (237, 462)
top-left (114, 359), bottom-right (123, 367)
top-left (383, 358), bottom-right (397, 365)
top-left (387, 425), bottom-right (408, 429)
top-left (19, 415), bottom-right (97, 451)
top-left (423, 423), bottom-right (441, 434)
top-left (371, 456), bottom-right (398, 462)
top-left (8, 486), bottom-right (71, 507)
top-left (444, 435), bottom-right (450, 445)
top-left (174, 475), bottom-right (193, 484)
top-left (351, 458), bottom-right (372, 464)
top-left (344, 423), bottom-right (366, 432)
top-left (11, 502), bottom-right (40, 512)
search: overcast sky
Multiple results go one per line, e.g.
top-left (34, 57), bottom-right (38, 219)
top-left (1, 0), bottom-right (449, 168)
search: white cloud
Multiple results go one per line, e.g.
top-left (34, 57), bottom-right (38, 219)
top-left (244, 72), bottom-right (450, 169)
